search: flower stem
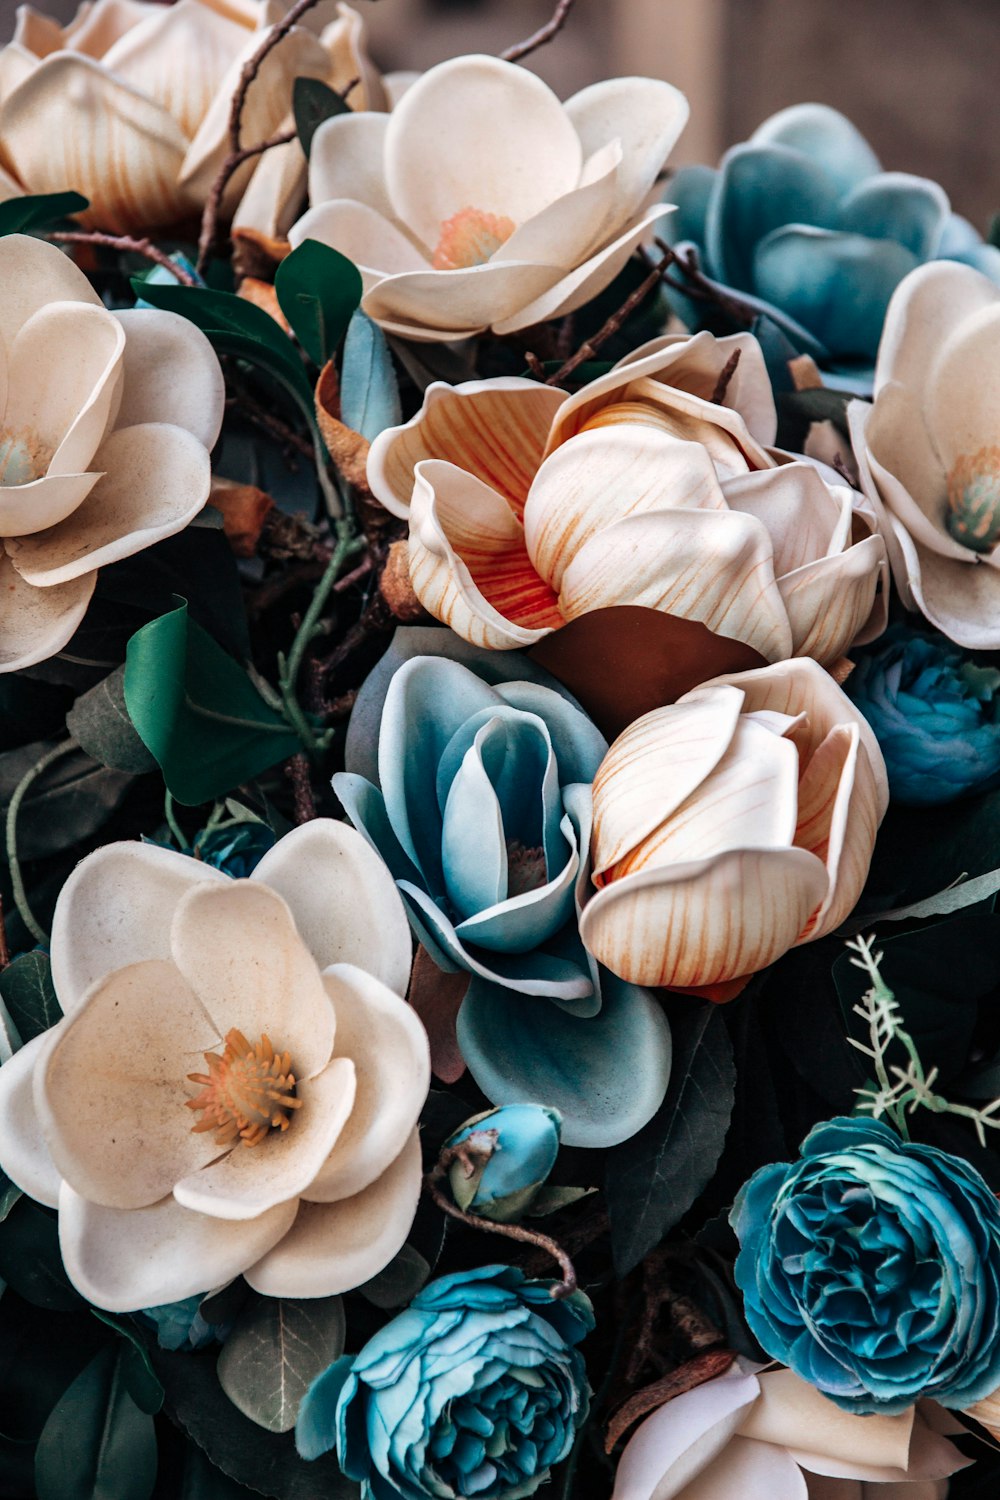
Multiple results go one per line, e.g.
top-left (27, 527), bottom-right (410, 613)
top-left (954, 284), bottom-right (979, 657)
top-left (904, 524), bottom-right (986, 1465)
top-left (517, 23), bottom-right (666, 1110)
top-left (6, 739), bottom-right (80, 944)
top-left (164, 791), bottom-right (189, 852)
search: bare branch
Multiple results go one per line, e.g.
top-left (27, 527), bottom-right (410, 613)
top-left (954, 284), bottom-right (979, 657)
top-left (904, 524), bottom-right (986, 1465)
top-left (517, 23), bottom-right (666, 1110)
top-left (48, 231), bottom-right (197, 285)
top-left (543, 247), bottom-right (673, 389)
top-left (501, 0), bottom-right (577, 64)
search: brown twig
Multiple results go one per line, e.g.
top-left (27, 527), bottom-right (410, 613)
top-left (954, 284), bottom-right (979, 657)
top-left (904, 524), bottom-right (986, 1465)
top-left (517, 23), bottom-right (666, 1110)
top-left (544, 248), bottom-right (673, 389)
top-left (224, 369), bottom-right (315, 460)
top-left (604, 1350), bottom-right (735, 1453)
top-left (332, 554), bottom-right (375, 594)
top-left (651, 238), bottom-right (759, 326)
top-left (501, 0), bottom-right (577, 63)
top-left (47, 230), bottom-right (197, 285)
top-left (285, 751), bottom-right (316, 823)
top-left (524, 351), bottom-right (547, 379)
top-left (710, 347), bottom-right (742, 405)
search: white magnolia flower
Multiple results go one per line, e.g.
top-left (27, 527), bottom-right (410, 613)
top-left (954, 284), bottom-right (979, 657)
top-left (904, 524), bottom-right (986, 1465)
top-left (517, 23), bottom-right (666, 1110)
top-left (0, 822), bottom-right (428, 1312)
top-left (290, 53), bottom-right (689, 341)
top-left (0, 233), bottom-right (224, 671)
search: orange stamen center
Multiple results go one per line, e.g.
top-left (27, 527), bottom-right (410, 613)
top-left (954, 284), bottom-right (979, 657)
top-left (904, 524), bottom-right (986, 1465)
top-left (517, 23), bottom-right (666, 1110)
top-left (946, 446), bottom-right (1000, 553)
top-left (186, 1028), bottom-right (303, 1149)
top-left (432, 206), bottom-right (516, 271)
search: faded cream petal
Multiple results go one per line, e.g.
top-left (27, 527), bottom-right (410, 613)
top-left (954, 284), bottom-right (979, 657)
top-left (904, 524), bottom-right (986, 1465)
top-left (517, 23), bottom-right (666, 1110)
top-left (383, 55), bottom-right (582, 251)
top-left (0, 472), bottom-right (99, 539)
top-left (564, 75), bottom-right (689, 222)
top-left (0, 43), bottom-right (41, 108)
top-left (251, 819), bottom-right (414, 997)
top-left (924, 302), bottom-right (1000, 475)
top-left (37, 959), bottom-right (222, 1210)
top-left (59, 1179), bottom-right (297, 1313)
top-left (169, 880), bottom-right (336, 1082)
top-left (0, 233), bottom-right (101, 351)
top-left (317, 2), bottom-right (386, 110)
top-left (0, 1030), bottom-right (63, 1207)
top-left (875, 259), bottom-right (999, 399)
top-left (113, 309), bottom-right (224, 449)
top-left (7, 422), bottom-right (211, 585)
top-left (581, 845), bottom-right (829, 988)
top-left (232, 135), bottom-right (306, 242)
top-left (362, 257), bottom-right (563, 342)
top-left (308, 111), bottom-right (393, 221)
top-left (368, 378), bottom-right (566, 521)
top-left (173, 1056), bottom-right (357, 1220)
top-left (303, 965), bottom-right (429, 1203)
top-left (0, 54), bottom-right (190, 231)
top-left (100, 0), bottom-right (247, 139)
top-left (244, 1127), bottom-right (422, 1297)
top-left (899, 536), bottom-right (1000, 649)
top-left (865, 385), bottom-right (960, 560)
top-left (494, 142), bottom-right (623, 271)
top-left (289, 199), bottom-right (427, 280)
top-left (524, 427), bottom-right (729, 593)
top-left (722, 462), bottom-right (849, 575)
top-left (777, 532), bottom-right (886, 662)
top-left (558, 507), bottom-right (794, 662)
top-left (63, 0), bottom-right (162, 58)
top-left (0, 551), bottom-right (94, 673)
top-left (11, 7), bottom-right (64, 57)
top-left (49, 841), bottom-right (227, 1016)
top-left (793, 722), bottom-right (876, 941)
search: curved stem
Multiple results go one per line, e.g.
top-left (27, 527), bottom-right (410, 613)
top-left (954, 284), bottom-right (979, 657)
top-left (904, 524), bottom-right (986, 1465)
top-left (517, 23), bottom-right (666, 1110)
top-left (164, 791), bottom-right (189, 852)
top-left (6, 739), bottom-right (80, 945)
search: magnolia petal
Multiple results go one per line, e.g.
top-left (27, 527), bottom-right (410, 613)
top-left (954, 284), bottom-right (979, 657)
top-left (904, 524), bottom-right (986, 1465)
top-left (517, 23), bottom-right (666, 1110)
top-left (6, 422), bottom-right (211, 585)
top-left (609, 330), bottom-right (778, 448)
top-left (925, 302), bottom-right (1000, 475)
top-left (173, 1057), bottom-right (357, 1220)
top-left (558, 508), bottom-right (794, 663)
top-left (99, 0), bottom-right (248, 139)
top-left (793, 722), bottom-right (874, 941)
top-left (303, 965), bottom-right (429, 1203)
top-left (231, 135), bottom-right (307, 242)
top-left (865, 384), bottom-right (958, 561)
top-left (11, 7), bottom-right (64, 55)
top-left (289, 199), bottom-right (428, 280)
top-left (367, 378), bottom-right (567, 521)
top-left (0, 1030), bottom-right (63, 1208)
top-left (494, 142), bottom-right (624, 272)
top-left (580, 845), bottom-right (830, 988)
top-left (524, 427), bottom-right (729, 594)
top-left (408, 459), bottom-right (561, 648)
top-left (362, 257), bottom-right (563, 341)
top-left (62, 0), bottom-right (164, 57)
top-left (113, 310), bottom-right (225, 450)
top-left (676, 1436), bottom-right (809, 1500)
top-left (383, 55), bottom-right (582, 250)
top-left (0, 234), bottom-right (101, 353)
top-left (875, 259), bottom-right (999, 398)
top-left (49, 842), bottom-right (227, 1016)
top-left (611, 1364), bottom-right (761, 1500)
top-left (244, 1128), bottom-right (422, 1297)
top-left (58, 1179), bottom-right (297, 1314)
top-left (591, 686), bottom-right (744, 876)
top-left (564, 75), bottom-right (690, 222)
top-left (777, 532), bottom-right (885, 662)
top-left (317, 3), bottom-right (385, 110)
top-left (37, 959), bottom-right (222, 1210)
top-left (722, 462), bottom-right (849, 575)
top-left (169, 880), bottom-right (337, 1082)
top-left (0, 552), bottom-right (95, 673)
top-left (0, 43), bottom-right (40, 108)
top-left (308, 111), bottom-right (393, 221)
top-left (894, 535), bottom-right (1000, 649)
top-left (0, 54), bottom-right (190, 231)
top-left (0, 472), bottom-right (99, 539)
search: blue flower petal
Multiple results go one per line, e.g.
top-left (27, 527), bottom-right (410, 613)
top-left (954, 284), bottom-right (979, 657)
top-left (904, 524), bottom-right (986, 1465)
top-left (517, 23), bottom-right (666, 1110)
top-left (837, 172), bottom-right (949, 260)
top-left (706, 142), bottom-right (841, 289)
top-left (441, 724), bottom-right (509, 919)
top-left (665, 162), bottom-right (717, 245)
top-left (751, 102), bottom-right (882, 194)
top-left (296, 1355), bottom-right (355, 1461)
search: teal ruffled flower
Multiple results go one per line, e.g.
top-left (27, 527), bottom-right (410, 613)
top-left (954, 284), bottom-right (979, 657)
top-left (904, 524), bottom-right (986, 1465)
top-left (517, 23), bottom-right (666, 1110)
top-left (138, 1294), bottom-right (227, 1352)
top-left (445, 1103), bottom-right (562, 1222)
top-left (846, 623), bottom-right (1000, 804)
top-left (731, 1116), bottom-right (1000, 1414)
top-left (669, 103), bottom-right (1000, 375)
top-left (296, 1265), bottom-right (593, 1500)
top-left (193, 820), bottom-right (276, 877)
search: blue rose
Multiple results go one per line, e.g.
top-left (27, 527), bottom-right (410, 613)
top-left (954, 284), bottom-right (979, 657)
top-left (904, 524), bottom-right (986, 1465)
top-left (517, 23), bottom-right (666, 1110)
top-left (668, 103), bottom-right (1000, 376)
top-left (334, 628), bottom-right (672, 1148)
top-left (138, 1293), bottom-right (228, 1351)
top-left (846, 623), bottom-right (1000, 804)
top-left (296, 1264), bottom-right (593, 1500)
top-left (445, 1103), bottom-right (562, 1222)
top-left (732, 1115), bottom-right (1000, 1413)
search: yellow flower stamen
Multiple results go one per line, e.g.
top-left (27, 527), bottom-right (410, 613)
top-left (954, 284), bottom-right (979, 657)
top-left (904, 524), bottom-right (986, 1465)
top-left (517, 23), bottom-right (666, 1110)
top-left (946, 447), bottom-right (1000, 553)
top-left (186, 1028), bottom-right (303, 1148)
top-left (432, 206), bottom-right (516, 271)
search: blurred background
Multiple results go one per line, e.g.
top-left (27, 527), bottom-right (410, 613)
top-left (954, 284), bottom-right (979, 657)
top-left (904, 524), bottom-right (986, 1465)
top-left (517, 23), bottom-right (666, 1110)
top-left (4, 0), bottom-right (998, 229)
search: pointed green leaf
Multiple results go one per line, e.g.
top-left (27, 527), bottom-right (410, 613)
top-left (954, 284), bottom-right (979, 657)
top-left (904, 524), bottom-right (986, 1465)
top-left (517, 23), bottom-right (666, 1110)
top-left (91, 1312), bottom-right (164, 1415)
top-left (0, 1199), bottom-right (81, 1311)
top-left (66, 665), bottom-right (157, 775)
top-left (217, 1293), bottom-right (346, 1434)
top-left (357, 1243), bottom-right (429, 1309)
top-left (340, 309), bottom-right (401, 441)
top-left (34, 1346), bottom-right (157, 1500)
top-left (0, 192), bottom-right (88, 237)
top-left (293, 76), bottom-right (350, 159)
top-left (275, 239), bottom-right (362, 367)
top-left (0, 951), bottom-right (60, 1043)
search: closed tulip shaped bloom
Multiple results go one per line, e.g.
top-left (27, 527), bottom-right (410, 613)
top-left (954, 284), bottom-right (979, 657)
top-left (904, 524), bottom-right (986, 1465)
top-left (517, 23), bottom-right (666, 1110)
top-left (0, 234), bottom-right (224, 671)
top-left (367, 330), bottom-right (886, 667)
top-left (580, 658), bottom-right (888, 990)
top-left (852, 261), bottom-right (1000, 647)
top-left (0, 822), bottom-right (430, 1311)
top-left (289, 53), bottom-right (688, 341)
top-left (444, 1103), bottom-right (562, 1222)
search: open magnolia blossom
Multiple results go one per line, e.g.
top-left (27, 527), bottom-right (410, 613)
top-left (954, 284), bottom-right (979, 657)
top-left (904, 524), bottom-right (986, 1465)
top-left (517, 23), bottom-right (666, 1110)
top-left (580, 658), bottom-right (888, 991)
top-left (367, 330), bottom-right (887, 663)
top-left (612, 1361), bottom-right (967, 1500)
top-left (289, 53), bottom-right (688, 341)
top-left (851, 260), bottom-right (1000, 648)
top-left (0, 821), bottom-right (429, 1312)
top-left (0, 0), bottom-right (383, 233)
top-left (0, 233), bottom-right (224, 671)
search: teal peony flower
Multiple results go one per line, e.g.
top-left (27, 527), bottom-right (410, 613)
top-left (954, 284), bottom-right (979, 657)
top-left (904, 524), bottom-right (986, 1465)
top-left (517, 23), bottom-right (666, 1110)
top-left (846, 623), bottom-right (1000, 804)
top-left (445, 1103), bottom-right (562, 1222)
top-left (731, 1116), bottom-right (1000, 1413)
top-left (193, 820), bottom-right (277, 877)
top-left (137, 1294), bottom-right (228, 1352)
top-left (668, 103), bottom-right (1000, 375)
top-left (296, 1265), bottom-right (593, 1500)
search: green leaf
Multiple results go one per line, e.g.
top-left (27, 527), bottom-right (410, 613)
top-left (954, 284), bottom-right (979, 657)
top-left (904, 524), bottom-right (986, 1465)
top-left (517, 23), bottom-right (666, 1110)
top-left (0, 1296), bottom-right (108, 1445)
top-left (123, 600), bottom-right (301, 806)
top-left (605, 1002), bottom-right (735, 1276)
top-left (0, 951), bottom-right (60, 1043)
top-left (357, 1244), bottom-right (429, 1309)
top-left (66, 665), bottom-right (157, 775)
top-left (777, 386), bottom-right (854, 439)
top-left (178, 1447), bottom-right (263, 1499)
top-left (0, 739), bottom-right (135, 859)
top-left (293, 76), bottom-right (350, 159)
top-left (340, 309), bottom-right (402, 441)
top-left (90, 1312), bottom-right (164, 1415)
top-left (217, 1293), bottom-right (346, 1433)
top-left (0, 192), bottom-right (88, 237)
top-left (0, 1199), bottom-right (81, 1311)
top-left (34, 1346), bottom-right (157, 1500)
top-left (275, 239), bottom-right (362, 367)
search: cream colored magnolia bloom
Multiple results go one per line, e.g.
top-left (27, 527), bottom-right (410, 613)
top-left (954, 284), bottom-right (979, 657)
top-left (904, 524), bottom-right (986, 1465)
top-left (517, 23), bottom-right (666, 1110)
top-left (613, 1361), bottom-right (966, 1500)
top-left (0, 822), bottom-right (429, 1312)
top-left (0, 233), bottom-right (224, 672)
top-left (580, 658), bottom-right (888, 989)
top-left (289, 54), bottom-right (688, 341)
top-left (0, 0), bottom-right (383, 234)
top-left (367, 331), bottom-right (887, 663)
top-left (851, 260), bottom-right (1000, 648)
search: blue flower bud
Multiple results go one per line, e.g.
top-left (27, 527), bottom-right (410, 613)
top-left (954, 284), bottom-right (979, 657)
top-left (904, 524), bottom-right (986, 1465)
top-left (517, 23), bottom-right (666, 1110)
top-left (444, 1103), bottom-right (562, 1222)
top-left (137, 1294), bottom-right (228, 1352)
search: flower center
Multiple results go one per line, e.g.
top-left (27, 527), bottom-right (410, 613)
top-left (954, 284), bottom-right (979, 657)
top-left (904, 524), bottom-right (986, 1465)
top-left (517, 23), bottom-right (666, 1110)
top-left (186, 1028), bottom-right (302, 1148)
top-left (432, 206), bottom-right (516, 271)
top-left (946, 447), bottom-right (1000, 552)
top-left (506, 840), bottom-right (547, 898)
top-left (0, 428), bottom-right (49, 487)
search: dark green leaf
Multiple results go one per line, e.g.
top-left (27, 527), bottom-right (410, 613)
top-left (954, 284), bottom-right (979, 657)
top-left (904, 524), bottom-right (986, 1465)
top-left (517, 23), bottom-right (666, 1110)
top-left (275, 239), bottom-right (362, 367)
top-left (0, 952), bottom-right (60, 1043)
top-left (293, 76), bottom-right (350, 159)
top-left (777, 386), bottom-right (854, 439)
top-left (340, 309), bottom-right (401, 441)
top-left (0, 192), bottom-right (88, 237)
top-left (0, 1173), bottom-right (22, 1223)
top-left (90, 1313), bottom-right (164, 1415)
top-left (217, 1294), bottom-right (346, 1433)
top-left (357, 1244), bottom-right (429, 1309)
top-left (0, 1294), bottom-right (108, 1444)
top-left (605, 1002), bottom-right (735, 1276)
top-left (861, 783), bottom-right (1000, 914)
top-left (178, 1446), bottom-right (263, 1499)
top-left (34, 1346), bottom-right (156, 1500)
top-left (0, 739), bottom-right (135, 860)
top-left (0, 1200), bottom-right (81, 1311)
top-left (123, 600), bottom-right (301, 806)
top-left (66, 666), bottom-right (157, 775)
